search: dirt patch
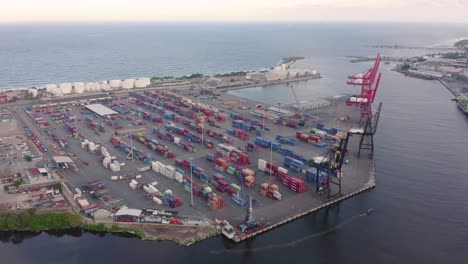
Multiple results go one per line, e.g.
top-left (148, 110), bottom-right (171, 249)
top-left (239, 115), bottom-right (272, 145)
top-left (117, 222), bottom-right (219, 245)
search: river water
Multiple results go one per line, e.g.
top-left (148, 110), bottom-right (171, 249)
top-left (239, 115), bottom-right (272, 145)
top-left (0, 23), bottom-right (467, 263)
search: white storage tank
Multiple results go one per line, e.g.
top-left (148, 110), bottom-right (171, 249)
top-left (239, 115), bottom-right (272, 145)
top-left (121, 79), bottom-right (135, 89)
top-left (28, 88), bottom-right (38, 98)
top-left (102, 84), bottom-right (111, 91)
top-left (73, 82), bottom-right (85, 94)
top-left (109, 80), bottom-right (122, 88)
top-left (85, 82), bottom-right (96, 92)
top-left (135, 78), bottom-right (150, 88)
top-left (59, 83), bottom-right (73, 94)
top-left (46, 84), bottom-right (57, 93)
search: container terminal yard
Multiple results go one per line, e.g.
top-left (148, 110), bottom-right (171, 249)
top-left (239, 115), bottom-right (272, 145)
top-left (0, 55), bottom-right (382, 244)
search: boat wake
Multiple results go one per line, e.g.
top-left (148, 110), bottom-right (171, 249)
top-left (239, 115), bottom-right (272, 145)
top-left (210, 210), bottom-right (373, 255)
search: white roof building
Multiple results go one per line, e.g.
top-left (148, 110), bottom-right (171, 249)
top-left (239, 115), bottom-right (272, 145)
top-left (115, 207), bottom-right (142, 217)
top-left (85, 104), bottom-right (117, 116)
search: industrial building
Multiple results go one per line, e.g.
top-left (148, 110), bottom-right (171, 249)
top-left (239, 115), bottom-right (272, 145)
top-left (85, 104), bottom-right (118, 117)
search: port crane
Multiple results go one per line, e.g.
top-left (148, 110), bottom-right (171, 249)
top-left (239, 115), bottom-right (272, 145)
top-left (350, 102), bottom-right (382, 159)
top-left (346, 53), bottom-right (382, 122)
top-left (312, 131), bottom-right (350, 199)
top-left (289, 84), bottom-right (305, 126)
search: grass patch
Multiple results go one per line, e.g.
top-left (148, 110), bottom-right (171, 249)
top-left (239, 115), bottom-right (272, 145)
top-left (0, 209), bottom-right (82, 232)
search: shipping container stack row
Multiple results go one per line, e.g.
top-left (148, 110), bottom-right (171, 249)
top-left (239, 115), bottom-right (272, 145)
top-left (32, 116), bottom-right (50, 127)
top-left (276, 135), bottom-right (298, 146)
top-left (304, 168), bottom-right (329, 187)
top-left (24, 127), bottom-right (48, 152)
top-left (258, 159), bottom-right (308, 193)
top-left (109, 136), bottom-right (147, 161)
top-left (255, 136), bottom-right (310, 165)
top-left (64, 122), bottom-right (78, 139)
top-left (283, 156), bottom-right (305, 173)
top-left (151, 161), bottom-right (184, 183)
top-left (85, 116), bottom-right (105, 132)
top-left (175, 159), bottom-right (246, 208)
top-left (274, 119), bottom-right (299, 129)
top-left (260, 182), bottom-right (282, 200)
top-left (45, 129), bottom-right (68, 148)
top-left (130, 132), bottom-right (176, 159)
top-left (277, 167), bottom-right (308, 193)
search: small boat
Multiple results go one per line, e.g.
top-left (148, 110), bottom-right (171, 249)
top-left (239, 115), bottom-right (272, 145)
top-left (367, 208), bottom-right (374, 215)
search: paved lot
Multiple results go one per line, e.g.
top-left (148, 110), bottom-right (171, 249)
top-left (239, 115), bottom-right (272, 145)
top-left (16, 89), bottom-right (375, 227)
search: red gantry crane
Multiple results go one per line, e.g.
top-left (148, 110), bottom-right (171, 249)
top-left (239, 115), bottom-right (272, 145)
top-left (346, 53), bottom-right (382, 122)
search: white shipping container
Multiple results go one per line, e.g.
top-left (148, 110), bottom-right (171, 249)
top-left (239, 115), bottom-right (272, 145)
top-left (138, 166), bottom-right (150, 172)
top-left (88, 142), bottom-right (96, 152)
top-left (164, 189), bottom-right (172, 195)
top-left (131, 180), bottom-right (138, 185)
top-left (174, 172), bottom-right (183, 183)
top-left (109, 163), bottom-right (120, 172)
top-left (152, 165), bottom-right (160, 173)
top-left (136, 174), bottom-right (142, 179)
top-left (120, 162), bottom-right (125, 167)
top-left (258, 159), bottom-right (267, 165)
top-left (100, 147), bottom-right (108, 155)
top-left (159, 165), bottom-right (166, 176)
top-left (143, 185), bottom-right (152, 193)
top-left (278, 167), bottom-right (288, 174)
top-left (151, 181), bottom-right (158, 186)
top-left (258, 164), bottom-right (266, 171)
top-left (153, 197), bottom-right (162, 204)
top-left (111, 176), bottom-right (119, 181)
top-left (273, 191), bottom-right (282, 200)
top-left (165, 165), bottom-right (175, 179)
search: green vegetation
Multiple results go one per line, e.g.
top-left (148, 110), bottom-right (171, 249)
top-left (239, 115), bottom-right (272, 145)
top-left (53, 182), bottom-right (62, 192)
top-left (13, 179), bottom-right (23, 188)
top-left (454, 39), bottom-right (468, 48)
top-left (24, 155), bottom-right (32, 162)
top-left (401, 64), bottom-right (411, 71)
top-left (213, 71), bottom-right (248, 78)
top-left (82, 223), bottom-right (146, 240)
top-left (177, 73), bottom-right (204, 80)
top-left (442, 51), bottom-right (467, 59)
top-left (151, 76), bottom-right (175, 81)
top-left (416, 57), bottom-right (427, 62)
top-left (0, 209), bottom-right (82, 231)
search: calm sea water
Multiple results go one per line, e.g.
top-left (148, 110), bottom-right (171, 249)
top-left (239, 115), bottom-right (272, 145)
top-left (1, 23), bottom-right (467, 264)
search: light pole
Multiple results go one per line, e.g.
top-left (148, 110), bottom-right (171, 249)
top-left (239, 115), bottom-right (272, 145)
top-left (189, 157), bottom-right (194, 207)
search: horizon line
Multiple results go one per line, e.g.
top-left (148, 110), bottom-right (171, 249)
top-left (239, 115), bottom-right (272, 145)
top-left (1, 20), bottom-right (468, 25)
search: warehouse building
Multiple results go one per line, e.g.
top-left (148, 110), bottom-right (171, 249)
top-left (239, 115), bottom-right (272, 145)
top-left (114, 207), bottom-right (142, 222)
top-left (85, 104), bottom-right (117, 117)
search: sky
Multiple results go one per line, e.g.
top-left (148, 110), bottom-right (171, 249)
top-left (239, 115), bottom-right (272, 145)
top-left (1, 0), bottom-right (468, 23)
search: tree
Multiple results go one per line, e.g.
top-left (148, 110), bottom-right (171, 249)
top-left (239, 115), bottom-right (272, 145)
top-left (53, 182), bottom-right (62, 192)
top-left (24, 155), bottom-right (32, 162)
top-left (401, 64), bottom-right (411, 71)
top-left (13, 179), bottom-right (22, 187)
